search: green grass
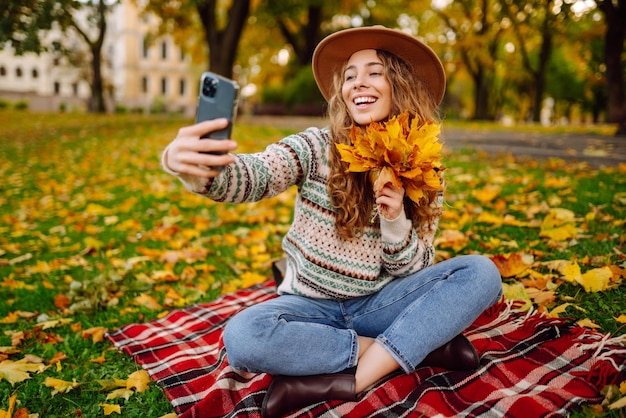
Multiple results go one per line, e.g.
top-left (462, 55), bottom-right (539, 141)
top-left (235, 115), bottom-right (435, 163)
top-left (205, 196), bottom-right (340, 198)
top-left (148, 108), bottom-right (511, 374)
top-left (0, 110), bottom-right (624, 416)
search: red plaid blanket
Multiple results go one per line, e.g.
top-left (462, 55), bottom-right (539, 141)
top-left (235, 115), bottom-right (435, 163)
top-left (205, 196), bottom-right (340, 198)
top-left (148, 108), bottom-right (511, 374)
top-left (107, 281), bottom-right (626, 417)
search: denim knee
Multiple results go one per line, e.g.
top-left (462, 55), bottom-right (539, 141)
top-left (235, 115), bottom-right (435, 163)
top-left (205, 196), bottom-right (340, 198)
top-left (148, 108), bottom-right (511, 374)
top-left (222, 309), bottom-right (260, 371)
top-left (466, 254), bottom-right (503, 304)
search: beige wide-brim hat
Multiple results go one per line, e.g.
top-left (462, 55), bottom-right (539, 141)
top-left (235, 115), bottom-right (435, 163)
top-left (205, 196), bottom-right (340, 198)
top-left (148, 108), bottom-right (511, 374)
top-left (312, 26), bottom-right (446, 106)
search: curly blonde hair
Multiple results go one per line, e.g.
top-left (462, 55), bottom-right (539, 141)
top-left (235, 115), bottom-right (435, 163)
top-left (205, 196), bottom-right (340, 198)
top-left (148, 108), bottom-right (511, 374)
top-left (326, 49), bottom-right (444, 239)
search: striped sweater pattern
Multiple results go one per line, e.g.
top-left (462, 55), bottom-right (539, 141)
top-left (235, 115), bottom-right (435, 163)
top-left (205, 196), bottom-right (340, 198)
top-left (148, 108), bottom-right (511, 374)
top-left (172, 127), bottom-right (439, 300)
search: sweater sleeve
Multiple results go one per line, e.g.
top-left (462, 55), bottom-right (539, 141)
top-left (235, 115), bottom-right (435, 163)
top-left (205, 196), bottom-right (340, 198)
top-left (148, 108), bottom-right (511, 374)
top-left (167, 129), bottom-right (324, 203)
top-left (379, 191), bottom-right (442, 277)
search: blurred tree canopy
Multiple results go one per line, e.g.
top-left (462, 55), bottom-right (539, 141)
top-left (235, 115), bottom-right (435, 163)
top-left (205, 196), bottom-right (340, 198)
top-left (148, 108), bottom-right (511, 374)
top-left (0, 0), bottom-right (624, 132)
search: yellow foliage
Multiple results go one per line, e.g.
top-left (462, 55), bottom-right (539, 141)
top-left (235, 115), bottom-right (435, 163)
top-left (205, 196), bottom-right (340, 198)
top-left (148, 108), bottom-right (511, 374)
top-left (336, 110), bottom-right (444, 205)
top-left (44, 377), bottom-right (81, 396)
top-left (100, 403), bottom-right (122, 415)
top-left (0, 358), bottom-right (45, 385)
top-left (502, 282), bottom-right (532, 311)
top-left (126, 369), bottom-right (151, 393)
top-left (540, 208), bottom-right (578, 241)
top-left (561, 262), bottom-right (612, 292)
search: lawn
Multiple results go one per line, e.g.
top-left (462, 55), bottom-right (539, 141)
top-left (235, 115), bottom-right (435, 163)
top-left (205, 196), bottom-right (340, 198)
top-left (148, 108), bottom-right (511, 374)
top-left (0, 110), bottom-right (624, 417)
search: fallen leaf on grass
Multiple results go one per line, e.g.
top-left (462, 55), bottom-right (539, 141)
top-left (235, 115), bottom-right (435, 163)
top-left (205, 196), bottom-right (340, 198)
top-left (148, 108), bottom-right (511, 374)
top-left (100, 403), bottom-right (121, 415)
top-left (134, 293), bottom-right (162, 310)
top-left (0, 358), bottom-right (45, 385)
top-left (502, 282), bottom-right (532, 311)
top-left (562, 262), bottom-right (613, 292)
top-left (44, 377), bottom-right (81, 396)
top-left (37, 318), bottom-right (72, 330)
top-left (126, 369), bottom-right (151, 392)
top-left (576, 318), bottom-right (601, 329)
top-left (540, 208), bottom-right (577, 241)
top-left (615, 315), bottom-right (626, 324)
top-left (0, 394), bottom-right (16, 417)
top-left (90, 352), bottom-right (106, 364)
top-left (490, 253), bottom-right (532, 278)
top-left (106, 388), bottom-right (134, 401)
top-left (97, 378), bottom-right (128, 391)
top-left (81, 326), bottom-right (108, 343)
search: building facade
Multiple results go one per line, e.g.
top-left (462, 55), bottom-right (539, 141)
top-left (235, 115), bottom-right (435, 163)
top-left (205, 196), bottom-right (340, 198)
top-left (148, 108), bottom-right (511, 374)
top-left (0, 0), bottom-right (198, 115)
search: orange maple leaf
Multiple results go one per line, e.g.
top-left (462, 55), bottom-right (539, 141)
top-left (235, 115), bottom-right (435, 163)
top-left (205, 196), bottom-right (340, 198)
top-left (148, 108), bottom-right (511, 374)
top-left (336, 110), bottom-right (445, 205)
top-left (490, 253), bottom-right (531, 278)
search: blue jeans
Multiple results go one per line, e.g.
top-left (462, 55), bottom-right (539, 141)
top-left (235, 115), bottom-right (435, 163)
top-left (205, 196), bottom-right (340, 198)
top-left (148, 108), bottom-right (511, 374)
top-left (223, 255), bottom-right (502, 375)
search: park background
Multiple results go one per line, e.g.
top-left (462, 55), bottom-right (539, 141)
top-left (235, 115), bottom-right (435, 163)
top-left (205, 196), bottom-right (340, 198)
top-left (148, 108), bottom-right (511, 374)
top-left (1, 0), bottom-right (625, 134)
top-left (0, 0), bottom-right (625, 417)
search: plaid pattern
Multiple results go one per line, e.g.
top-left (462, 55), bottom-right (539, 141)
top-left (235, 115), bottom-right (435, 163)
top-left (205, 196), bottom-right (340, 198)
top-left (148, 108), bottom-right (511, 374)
top-left (107, 281), bottom-right (626, 417)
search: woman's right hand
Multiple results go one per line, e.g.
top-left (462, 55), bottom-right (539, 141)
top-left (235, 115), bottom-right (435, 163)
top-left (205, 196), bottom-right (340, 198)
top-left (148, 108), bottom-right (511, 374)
top-left (165, 118), bottom-right (238, 178)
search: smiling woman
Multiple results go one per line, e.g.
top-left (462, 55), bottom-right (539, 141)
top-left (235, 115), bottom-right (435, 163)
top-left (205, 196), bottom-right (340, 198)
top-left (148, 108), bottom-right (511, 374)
top-left (161, 25), bottom-right (503, 418)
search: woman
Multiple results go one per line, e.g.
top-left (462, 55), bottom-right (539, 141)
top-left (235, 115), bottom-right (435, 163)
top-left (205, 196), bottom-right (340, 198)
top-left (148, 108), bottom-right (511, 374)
top-left (163, 26), bottom-right (502, 418)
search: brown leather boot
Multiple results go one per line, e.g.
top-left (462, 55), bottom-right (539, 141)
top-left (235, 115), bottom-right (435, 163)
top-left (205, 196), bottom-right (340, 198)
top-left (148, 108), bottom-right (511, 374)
top-left (419, 334), bottom-right (479, 371)
top-left (261, 372), bottom-right (357, 418)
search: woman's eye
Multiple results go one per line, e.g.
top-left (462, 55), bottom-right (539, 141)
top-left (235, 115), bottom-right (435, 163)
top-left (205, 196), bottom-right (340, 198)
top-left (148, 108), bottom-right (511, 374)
top-left (345, 75), bottom-right (355, 81)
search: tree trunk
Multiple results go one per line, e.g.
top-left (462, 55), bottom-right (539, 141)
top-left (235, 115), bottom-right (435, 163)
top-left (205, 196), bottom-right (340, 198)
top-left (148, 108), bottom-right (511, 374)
top-left (197, 0), bottom-right (251, 78)
top-left (276, 5), bottom-right (322, 65)
top-left (599, 0), bottom-right (626, 135)
top-left (90, 46), bottom-right (106, 113)
top-left (531, 24), bottom-right (553, 123)
top-left (473, 67), bottom-right (491, 120)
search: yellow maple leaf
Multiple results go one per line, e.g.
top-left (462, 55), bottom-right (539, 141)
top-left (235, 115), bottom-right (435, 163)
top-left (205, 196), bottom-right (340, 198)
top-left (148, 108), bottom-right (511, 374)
top-left (562, 261), bottom-right (582, 283)
top-left (126, 369), bottom-right (151, 393)
top-left (134, 293), bottom-right (162, 310)
top-left (501, 282), bottom-right (532, 311)
top-left (576, 318), bottom-right (601, 329)
top-left (106, 388), bottom-right (134, 401)
top-left (44, 377), bottom-right (81, 396)
top-left (578, 267), bottom-right (612, 292)
top-left (99, 403), bottom-right (122, 415)
top-left (90, 352), bottom-right (106, 364)
top-left (433, 229), bottom-right (468, 252)
top-left (472, 185), bottom-right (501, 203)
top-left (615, 315), bottom-right (626, 324)
top-left (609, 395), bottom-right (626, 410)
top-left (337, 110), bottom-right (444, 205)
top-left (37, 317), bottom-right (73, 330)
top-left (0, 359), bottom-right (45, 385)
top-left (81, 326), bottom-right (108, 343)
top-left (0, 394), bottom-right (16, 418)
top-left (540, 208), bottom-right (577, 241)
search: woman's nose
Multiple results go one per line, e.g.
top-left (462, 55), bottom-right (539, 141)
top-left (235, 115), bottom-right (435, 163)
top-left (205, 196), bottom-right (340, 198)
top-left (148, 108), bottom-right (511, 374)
top-left (353, 74), bottom-right (367, 89)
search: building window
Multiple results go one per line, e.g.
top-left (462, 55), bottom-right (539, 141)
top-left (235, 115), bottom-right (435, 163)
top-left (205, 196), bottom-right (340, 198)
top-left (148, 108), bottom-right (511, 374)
top-left (16, 67), bottom-right (22, 77)
top-left (142, 37), bottom-right (149, 59)
top-left (72, 83), bottom-right (78, 96)
top-left (161, 41), bottom-right (167, 60)
top-left (161, 77), bottom-right (167, 94)
top-left (179, 78), bottom-right (186, 96)
top-left (142, 76), bottom-right (148, 94)
top-left (0, 67), bottom-right (5, 76)
top-left (53, 57), bottom-right (60, 66)
top-left (32, 68), bottom-right (38, 78)
top-left (53, 81), bottom-right (61, 95)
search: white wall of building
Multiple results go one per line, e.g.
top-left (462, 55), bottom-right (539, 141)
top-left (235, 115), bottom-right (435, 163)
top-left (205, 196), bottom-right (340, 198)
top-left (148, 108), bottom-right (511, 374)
top-left (0, 0), bottom-right (197, 114)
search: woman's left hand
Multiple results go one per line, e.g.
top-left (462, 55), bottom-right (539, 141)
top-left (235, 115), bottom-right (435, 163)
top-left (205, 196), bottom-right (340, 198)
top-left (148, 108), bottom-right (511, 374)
top-left (375, 183), bottom-right (405, 220)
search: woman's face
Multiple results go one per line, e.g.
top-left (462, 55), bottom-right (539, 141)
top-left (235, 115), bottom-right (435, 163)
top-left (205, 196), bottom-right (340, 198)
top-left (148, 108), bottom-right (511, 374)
top-left (341, 49), bottom-right (392, 126)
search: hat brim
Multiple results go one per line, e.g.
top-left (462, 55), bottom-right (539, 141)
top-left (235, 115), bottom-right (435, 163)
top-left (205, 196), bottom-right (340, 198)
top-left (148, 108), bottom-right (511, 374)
top-left (312, 26), bottom-right (446, 106)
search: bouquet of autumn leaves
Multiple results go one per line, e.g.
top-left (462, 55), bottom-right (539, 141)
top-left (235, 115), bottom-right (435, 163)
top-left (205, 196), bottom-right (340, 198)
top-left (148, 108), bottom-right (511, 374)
top-left (336, 110), bottom-right (445, 216)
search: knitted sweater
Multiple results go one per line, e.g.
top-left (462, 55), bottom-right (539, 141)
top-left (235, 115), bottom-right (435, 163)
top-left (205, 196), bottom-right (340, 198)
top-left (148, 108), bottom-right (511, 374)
top-left (167, 127), bottom-right (440, 300)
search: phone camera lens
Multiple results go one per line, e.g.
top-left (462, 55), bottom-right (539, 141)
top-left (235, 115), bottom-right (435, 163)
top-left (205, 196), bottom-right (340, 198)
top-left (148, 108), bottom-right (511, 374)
top-left (202, 77), bottom-right (218, 97)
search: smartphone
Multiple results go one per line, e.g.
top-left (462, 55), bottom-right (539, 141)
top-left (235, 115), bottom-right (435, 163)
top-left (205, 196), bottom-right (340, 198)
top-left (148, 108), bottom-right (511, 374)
top-left (195, 72), bottom-right (240, 142)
